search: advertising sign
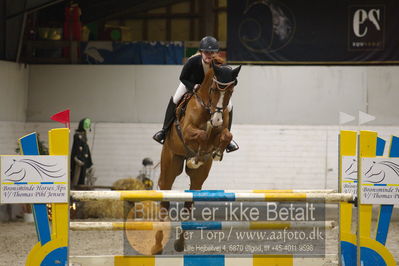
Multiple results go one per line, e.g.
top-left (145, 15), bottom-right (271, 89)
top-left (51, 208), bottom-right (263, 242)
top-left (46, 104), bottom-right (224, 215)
top-left (0, 155), bottom-right (68, 204)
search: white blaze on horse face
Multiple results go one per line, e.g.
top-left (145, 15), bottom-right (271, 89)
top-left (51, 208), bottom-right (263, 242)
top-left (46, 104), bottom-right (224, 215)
top-left (211, 91), bottom-right (225, 127)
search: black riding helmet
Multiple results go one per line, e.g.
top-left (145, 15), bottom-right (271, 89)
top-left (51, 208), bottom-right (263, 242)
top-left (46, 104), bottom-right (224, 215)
top-left (199, 36), bottom-right (219, 52)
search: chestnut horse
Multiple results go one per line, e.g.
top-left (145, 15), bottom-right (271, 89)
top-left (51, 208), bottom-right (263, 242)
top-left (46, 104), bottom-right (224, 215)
top-left (151, 62), bottom-right (241, 254)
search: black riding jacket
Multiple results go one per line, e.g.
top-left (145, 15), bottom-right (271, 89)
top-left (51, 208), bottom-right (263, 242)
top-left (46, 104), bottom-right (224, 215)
top-left (179, 54), bottom-right (205, 91)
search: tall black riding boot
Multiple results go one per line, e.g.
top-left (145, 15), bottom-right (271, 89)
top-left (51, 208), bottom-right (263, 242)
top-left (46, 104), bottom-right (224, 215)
top-left (226, 108), bottom-right (239, 153)
top-left (153, 97), bottom-right (177, 144)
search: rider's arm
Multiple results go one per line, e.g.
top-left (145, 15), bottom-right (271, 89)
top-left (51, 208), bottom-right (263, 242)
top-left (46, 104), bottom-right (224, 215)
top-left (179, 57), bottom-right (197, 91)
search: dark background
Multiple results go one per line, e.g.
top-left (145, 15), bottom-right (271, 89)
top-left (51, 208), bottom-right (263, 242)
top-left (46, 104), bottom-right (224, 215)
top-left (227, 0), bottom-right (399, 64)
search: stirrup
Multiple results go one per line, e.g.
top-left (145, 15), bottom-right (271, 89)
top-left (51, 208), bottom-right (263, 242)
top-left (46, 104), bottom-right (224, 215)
top-left (226, 140), bottom-right (239, 153)
top-left (153, 130), bottom-right (166, 144)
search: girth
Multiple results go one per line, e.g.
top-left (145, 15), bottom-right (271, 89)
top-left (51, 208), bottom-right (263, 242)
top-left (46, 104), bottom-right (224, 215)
top-left (174, 119), bottom-right (196, 159)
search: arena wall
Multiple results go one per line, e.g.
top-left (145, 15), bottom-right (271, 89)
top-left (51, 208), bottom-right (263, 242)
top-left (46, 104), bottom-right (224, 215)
top-left (0, 61), bottom-right (29, 154)
top-left (27, 65), bottom-right (399, 125)
top-left (2, 62), bottom-right (399, 190)
top-left (0, 60), bottom-right (29, 122)
top-left (23, 122), bottom-right (399, 191)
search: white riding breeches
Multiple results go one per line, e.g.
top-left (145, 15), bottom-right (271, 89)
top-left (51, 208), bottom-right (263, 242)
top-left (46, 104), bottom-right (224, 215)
top-left (172, 82), bottom-right (188, 104)
top-left (172, 82), bottom-right (233, 112)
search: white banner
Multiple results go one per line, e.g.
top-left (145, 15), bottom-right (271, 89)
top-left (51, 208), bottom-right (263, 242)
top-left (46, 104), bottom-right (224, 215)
top-left (1, 155), bottom-right (68, 204)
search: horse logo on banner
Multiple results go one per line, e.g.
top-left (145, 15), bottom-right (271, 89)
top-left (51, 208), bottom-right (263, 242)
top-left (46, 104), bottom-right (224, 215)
top-left (3, 158), bottom-right (65, 182)
top-left (344, 158), bottom-right (358, 181)
top-left (363, 160), bottom-right (399, 184)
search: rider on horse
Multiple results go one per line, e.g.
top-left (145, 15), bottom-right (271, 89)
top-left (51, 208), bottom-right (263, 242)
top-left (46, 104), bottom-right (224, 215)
top-left (153, 36), bottom-right (239, 153)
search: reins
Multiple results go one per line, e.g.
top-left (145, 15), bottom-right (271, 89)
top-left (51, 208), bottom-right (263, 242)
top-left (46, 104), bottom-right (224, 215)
top-left (194, 76), bottom-right (235, 117)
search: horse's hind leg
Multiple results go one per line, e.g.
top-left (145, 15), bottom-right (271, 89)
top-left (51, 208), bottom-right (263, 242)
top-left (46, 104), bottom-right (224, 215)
top-left (174, 159), bottom-right (213, 252)
top-left (158, 147), bottom-right (184, 209)
top-left (152, 147), bottom-right (184, 255)
top-left (158, 145), bottom-right (185, 188)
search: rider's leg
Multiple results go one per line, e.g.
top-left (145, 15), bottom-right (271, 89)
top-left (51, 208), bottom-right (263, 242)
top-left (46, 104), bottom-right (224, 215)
top-left (172, 82), bottom-right (188, 104)
top-left (153, 83), bottom-right (187, 144)
top-left (226, 101), bottom-right (239, 153)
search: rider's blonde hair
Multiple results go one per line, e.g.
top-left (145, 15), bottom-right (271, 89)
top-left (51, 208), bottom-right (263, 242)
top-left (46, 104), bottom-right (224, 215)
top-left (192, 51), bottom-right (225, 65)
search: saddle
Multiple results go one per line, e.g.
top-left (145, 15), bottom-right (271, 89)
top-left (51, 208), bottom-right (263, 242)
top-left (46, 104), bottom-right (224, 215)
top-left (175, 92), bottom-right (194, 121)
top-left (174, 92), bottom-right (196, 157)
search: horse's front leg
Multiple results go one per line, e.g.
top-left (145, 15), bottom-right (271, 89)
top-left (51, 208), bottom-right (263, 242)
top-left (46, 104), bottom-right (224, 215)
top-left (183, 124), bottom-right (208, 169)
top-left (213, 128), bottom-right (232, 161)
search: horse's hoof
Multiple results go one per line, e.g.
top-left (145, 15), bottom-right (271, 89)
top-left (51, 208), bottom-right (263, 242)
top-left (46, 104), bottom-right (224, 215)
top-left (187, 158), bottom-right (203, 169)
top-left (174, 239), bottom-right (185, 252)
top-left (212, 151), bottom-right (223, 161)
top-left (151, 244), bottom-right (164, 255)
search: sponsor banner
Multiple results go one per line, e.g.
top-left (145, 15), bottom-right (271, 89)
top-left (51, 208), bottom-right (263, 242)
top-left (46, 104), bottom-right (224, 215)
top-left (228, 0), bottom-right (399, 64)
top-left (341, 156), bottom-right (358, 195)
top-left (360, 157), bottom-right (399, 204)
top-left (0, 155), bottom-right (68, 204)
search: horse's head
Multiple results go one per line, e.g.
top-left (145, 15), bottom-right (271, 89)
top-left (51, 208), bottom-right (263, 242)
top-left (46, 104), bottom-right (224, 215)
top-left (207, 62), bottom-right (241, 127)
top-left (4, 159), bottom-right (26, 182)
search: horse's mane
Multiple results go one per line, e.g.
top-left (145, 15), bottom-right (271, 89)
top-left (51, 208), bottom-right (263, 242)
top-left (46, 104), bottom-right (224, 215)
top-left (213, 55), bottom-right (225, 65)
top-left (202, 67), bottom-right (214, 89)
top-left (189, 52), bottom-right (225, 65)
top-left (21, 159), bottom-right (65, 178)
top-left (201, 56), bottom-right (225, 90)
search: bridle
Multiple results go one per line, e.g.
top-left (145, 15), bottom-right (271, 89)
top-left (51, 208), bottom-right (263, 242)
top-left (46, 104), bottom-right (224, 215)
top-left (194, 76), bottom-right (235, 117)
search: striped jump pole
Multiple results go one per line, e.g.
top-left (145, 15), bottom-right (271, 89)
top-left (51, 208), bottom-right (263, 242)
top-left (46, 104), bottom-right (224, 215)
top-left (70, 190), bottom-right (354, 203)
top-left (70, 220), bottom-right (337, 231)
top-left (205, 189), bottom-right (336, 193)
top-left (69, 254), bottom-right (339, 266)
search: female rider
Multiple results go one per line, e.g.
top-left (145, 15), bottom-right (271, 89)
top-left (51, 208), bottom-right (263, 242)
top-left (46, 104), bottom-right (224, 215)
top-left (153, 36), bottom-right (238, 153)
